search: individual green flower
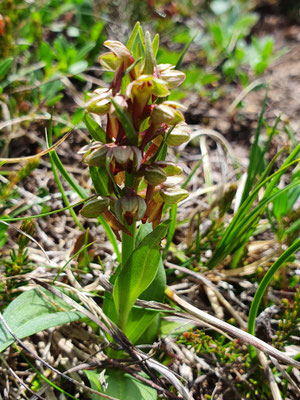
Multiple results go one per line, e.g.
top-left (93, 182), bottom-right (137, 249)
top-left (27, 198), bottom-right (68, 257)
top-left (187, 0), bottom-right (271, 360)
top-left (151, 101), bottom-right (185, 126)
top-left (154, 161), bottom-right (183, 176)
top-left (99, 40), bottom-right (133, 71)
top-left (157, 64), bottom-right (186, 89)
top-left (166, 122), bottom-right (191, 146)
top-left (80, 196), bottom-right (111, 218)
top-left (160, 187), bottom-right (189, 205)
top-left (86, 88), bottom-right (112, 115)
top-left (126, 75), bottom-right (169, 117)
top-left (115, 189), bottom-right (146, 224)
top-left (144, 165), bottom-right (167, 186)
top-left (84, 143), bottom-right (141, 171)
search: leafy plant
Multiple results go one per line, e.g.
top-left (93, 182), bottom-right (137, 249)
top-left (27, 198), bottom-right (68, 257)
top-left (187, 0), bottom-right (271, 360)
top-left (0, 22), bottom-right (191, 398)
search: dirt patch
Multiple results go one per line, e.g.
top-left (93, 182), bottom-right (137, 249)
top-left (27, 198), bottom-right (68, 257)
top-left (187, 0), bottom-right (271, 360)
top-left (184, 14), bottom-right (300, 150)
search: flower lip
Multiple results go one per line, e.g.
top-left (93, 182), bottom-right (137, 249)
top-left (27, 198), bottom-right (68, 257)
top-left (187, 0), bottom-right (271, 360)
top-left (125, 75), bottom-right (170, 99)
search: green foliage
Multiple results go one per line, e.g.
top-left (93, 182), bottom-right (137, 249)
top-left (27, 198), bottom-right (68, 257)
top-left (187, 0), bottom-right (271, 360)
top-left (178, 330), bottom-right (272, 399)
top-left (0, 288), bottom-right (82, 352)
top-left (113, 221), bottom-right (169, 330)
top-left (84, 369), bottom-right (157, 400)
top-left (0, 3), bottom-right (298, 399)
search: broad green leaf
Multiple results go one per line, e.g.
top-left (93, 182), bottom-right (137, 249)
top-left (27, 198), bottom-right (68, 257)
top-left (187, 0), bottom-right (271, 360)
top-left (84, 369), bottom-right (157, 400)
top-left (135, 221), bottom-right (153, 247)
top-left (0, 57), bottom-right (13, 79)
top-left (113, 220), bottom-right (170, 329)
top-left (126, 21), bottom-right (140, 51)
top-left (84, 113), bottom-right (107, 143)
top-left (234, 15), bottom-right (258, 35)
top-left (126, 259), bottom-right (166, 343)
top-left (0, 289), bottom-right (83, 352)
top-left (262, 38), bottom-right (274, 59)
top-left (211, 24), bottom-right (223, 47)
top-left (110, 98), bottom-right (137, 145)
top-left (46, 94), bottom-right (63, 106)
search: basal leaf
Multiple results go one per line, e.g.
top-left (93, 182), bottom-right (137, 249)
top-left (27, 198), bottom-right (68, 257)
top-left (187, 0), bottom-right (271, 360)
top-left (0, 288), bottom-right (83, 353)
top-left (126, 259), bottom-right (166, 343)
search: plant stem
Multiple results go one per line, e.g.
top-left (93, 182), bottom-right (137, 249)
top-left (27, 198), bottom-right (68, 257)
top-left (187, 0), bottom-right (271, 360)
top-left (121, 172), bottom-right (137, 268)
top-left (121, 219), bottom-right (136, 269)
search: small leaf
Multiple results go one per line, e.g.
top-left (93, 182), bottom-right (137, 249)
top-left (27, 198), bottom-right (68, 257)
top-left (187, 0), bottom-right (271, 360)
top-left (143, 31), bottom-right (154, 75)
top-left (138, 25), bottom-right (145, 50)
top-left (272, 188), bottom-right (288, 220)
top-left (0, 289), bottom-right (83, 353)
top-left (152, 34), bottom-right (159, 58)
top-left (126, 21), bottom-right (140, 51)
top-left (110, 97), bottom-right (137, 145)
top-left (89, 166), bottom-right (111, 196)
top-left (84, 113), bottom-right (107, 143)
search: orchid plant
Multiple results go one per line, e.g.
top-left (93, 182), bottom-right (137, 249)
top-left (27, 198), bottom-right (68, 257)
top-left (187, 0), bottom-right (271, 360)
top-left (79, 23), bottom-right (190, 337)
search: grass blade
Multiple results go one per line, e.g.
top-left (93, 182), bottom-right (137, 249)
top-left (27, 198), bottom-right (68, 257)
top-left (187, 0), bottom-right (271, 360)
top-left (248, 238), bottom-right (300, 336)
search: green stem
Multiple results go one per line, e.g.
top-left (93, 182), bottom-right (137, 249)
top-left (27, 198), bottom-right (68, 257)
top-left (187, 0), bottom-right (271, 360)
top-left (121, 219), bottom-right (136, 269)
